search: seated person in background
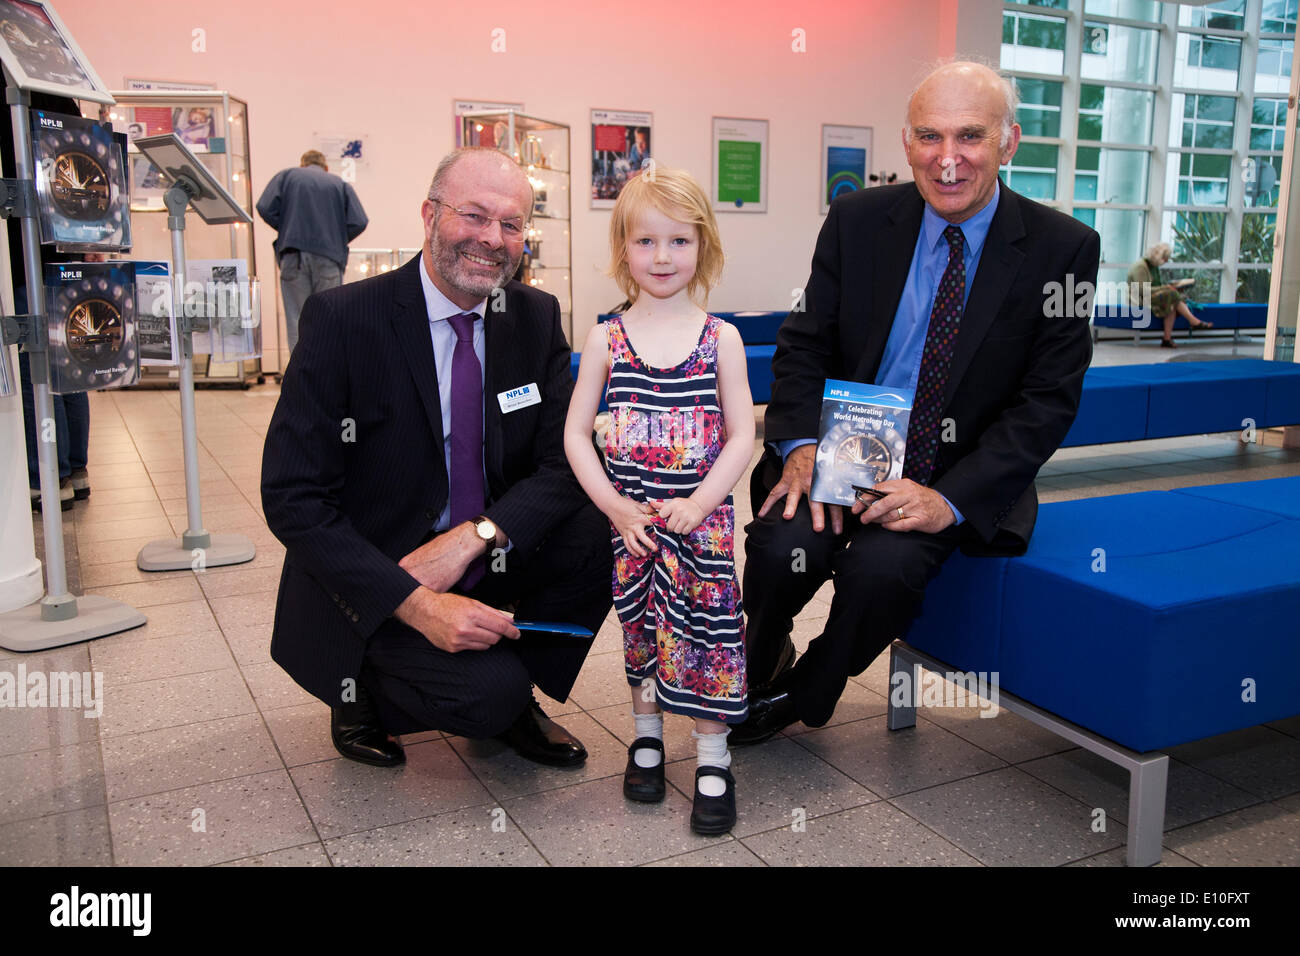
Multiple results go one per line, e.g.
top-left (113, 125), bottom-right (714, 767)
top-left (1127, 242), bottom-right (1212, 348)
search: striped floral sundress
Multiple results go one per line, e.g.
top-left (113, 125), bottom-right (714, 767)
top-left (603, 315), bottom-right (747, 724)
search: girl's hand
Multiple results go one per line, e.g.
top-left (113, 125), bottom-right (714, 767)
top-left (610, 497), bottom-right (659, 557)
top-left (654, 497), bottom-right (705, 535)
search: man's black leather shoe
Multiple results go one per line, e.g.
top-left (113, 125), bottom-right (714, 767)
top-left (750, 641), bottom-right (796, 697)
top-left (496, 698), bottom-right (587, 767)
top-left (690, 765), bottom-right (737, 835)
top-left (331, 686), bottom-right (405, 767)
top-left (730, 675), bottom-right (799, 747)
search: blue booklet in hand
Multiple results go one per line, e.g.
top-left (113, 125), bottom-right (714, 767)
top-left (513, 620), bottom-right (595, 639)
top-left (810, 379), bottom-right (914, 506)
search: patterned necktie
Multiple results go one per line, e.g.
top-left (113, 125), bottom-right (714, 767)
top-left (447, 312), bottom-right (485, 589)
top-left (904, 225), bottom-right (965, 486)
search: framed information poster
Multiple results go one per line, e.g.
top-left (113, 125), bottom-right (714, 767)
top-left (821, 124), bottom-right (871, 214)
top-left (712, 116), bottom-right (767, 213)
top-left (591, 109), bottom-right (652, 209)
top-left (0, 0), bottom-right (111, 103)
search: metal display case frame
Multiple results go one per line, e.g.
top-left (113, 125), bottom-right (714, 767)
top-left (92, 89), bottom-right (261, 387)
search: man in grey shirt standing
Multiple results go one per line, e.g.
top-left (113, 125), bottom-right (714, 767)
top-left (256, 150), bottom-right (368, 354)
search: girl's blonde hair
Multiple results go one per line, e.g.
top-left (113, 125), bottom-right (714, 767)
top-left (608, 167), bottom-right (724, 308)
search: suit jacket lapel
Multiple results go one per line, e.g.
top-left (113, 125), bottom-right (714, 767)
top-left (944, 187), bottom-right (1027, 405)
top-left (390, 255), bottom-right (447, 472)
top-left (858, 187), bottom-right (924, 383)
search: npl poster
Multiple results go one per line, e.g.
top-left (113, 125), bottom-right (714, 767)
top-left (591, 109), bottom-right (652, 209)
top-left (821, 124), bottom-right (871, 214)
top-left (712, 116), bottom-right (767, 213)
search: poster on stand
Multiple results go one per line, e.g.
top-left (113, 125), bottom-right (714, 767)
top-left (30, 108), bottom-right (132, 251)
top-left (184, 258), bottom-right (249, 357)
top-left (211, 276), bottom-right (260, 362)
top-left (711, 117), bottom-right (768, 213)
top-left (821, 124), bottom-right (871, 214)
top-left (134, 260), bottom-right (177, 366)
top-left (590, 109), bottom-right (652, 209)
top-left (44, 260), bottom-right (139, 394)
top-left (0, 0), bottom-right (111, 103)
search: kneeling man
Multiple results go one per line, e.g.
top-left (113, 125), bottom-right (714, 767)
top-left (262, 147), bottom-right (613, 767)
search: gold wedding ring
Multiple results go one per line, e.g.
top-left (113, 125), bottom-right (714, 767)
top-left (897, 507), bottom-right (905, 520)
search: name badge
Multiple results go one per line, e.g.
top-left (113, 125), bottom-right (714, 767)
top-left (498, 382), bottom-right (541, 413)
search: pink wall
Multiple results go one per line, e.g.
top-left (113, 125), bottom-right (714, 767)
top-left (54, 0), bottom-right (999, 361)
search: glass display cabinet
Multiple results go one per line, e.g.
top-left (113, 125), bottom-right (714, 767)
top-left (344, 247), bottom-right (400, 285)
top-left (89, 90), bottom-right (261, 386)
top-left (459, 110), bottom-right (573, 344)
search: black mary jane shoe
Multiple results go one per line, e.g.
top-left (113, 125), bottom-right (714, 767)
top-left (690, 765), bottom-right (737, 836)
top-left (331, 686), bottom-right (405, 768)
top-left (623, 737), bottom-right (666, 803)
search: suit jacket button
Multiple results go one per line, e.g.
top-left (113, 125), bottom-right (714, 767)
top-left (351, 613), bottom-right (360, 623)
top-left (425, 508), bottom-right (437, 520)
top-left (331, 593), bottom-right (340, 601)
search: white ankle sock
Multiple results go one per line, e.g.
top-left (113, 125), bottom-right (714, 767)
top-left (632, 712), bottom-right (663, 768)
top-left (693, 729), bottom-right (731, 797)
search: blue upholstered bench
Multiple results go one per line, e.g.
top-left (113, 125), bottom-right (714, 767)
top-left (1064, 359), bottom-right (1300, 446)
top-left (890, 476), bottom-right (1300, 866)
top-left (1092, 301), bottom-right (1266, 344)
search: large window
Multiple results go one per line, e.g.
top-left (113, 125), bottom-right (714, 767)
top-left (1001, 0), bottom-right (1297, 304)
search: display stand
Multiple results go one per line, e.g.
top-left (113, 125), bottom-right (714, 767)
top-left (0, 85), bottom-right (144, 651)
top-left (132, 133), bottom-right (255, 571)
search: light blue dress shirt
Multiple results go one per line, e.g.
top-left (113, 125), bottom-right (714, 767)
top-left (778, 183), bottom-right (1004, 524)
top-left (418, 254), bottom-right (488, 534)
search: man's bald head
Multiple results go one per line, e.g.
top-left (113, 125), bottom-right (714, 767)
top-left (906, 60), bottom-right (1019, 151)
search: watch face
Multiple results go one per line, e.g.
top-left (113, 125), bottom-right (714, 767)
top-left (45, 265), bottom-right (138, 393)
top-left (66, 297), bottom-right (123, 366)
top-left (813, 419), bottom-right (908, 505)
top-left (50, 149), bottom-right (110, 220)
top-left (833, 433), bottom-right (893, 485)
top-left (476, 519), bottom-right (495, 541)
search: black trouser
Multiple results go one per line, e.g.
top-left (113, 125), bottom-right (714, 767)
top-left (360, 500), bottom-right (614, 737)
top-left (742, 455), bottom-right (961, 727)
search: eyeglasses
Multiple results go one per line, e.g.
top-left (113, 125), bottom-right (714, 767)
top-left (429, 199), bottom-right (526, 240)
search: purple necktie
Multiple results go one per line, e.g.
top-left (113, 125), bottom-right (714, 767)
top-left (447, 312), bottom-right (485, 589)
top-left (904, 225), bottom-right (965, 486)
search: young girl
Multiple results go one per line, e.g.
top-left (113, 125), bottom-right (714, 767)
top-left (564, 168), bottom-right (754, 835)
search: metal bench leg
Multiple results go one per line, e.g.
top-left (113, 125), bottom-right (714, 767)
top-left (1126, 754), bottom-right (1169, 867)
top-left (887, 643), bottom-right (917, 730)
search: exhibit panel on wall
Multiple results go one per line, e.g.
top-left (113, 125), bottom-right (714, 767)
top-left (590, 108), bottom-right (652, 209)
top-left (821, 124), bottom-right (871, 214)
top-left (712, 116), bottom-right (768, 213)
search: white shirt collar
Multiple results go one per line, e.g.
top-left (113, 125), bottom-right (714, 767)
top-left (418, 249), bottom-right (488, 323)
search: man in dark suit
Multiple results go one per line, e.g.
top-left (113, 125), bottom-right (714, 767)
top-left (262, 147), bottom-right (612, 768)
top-left (734, 61), bottom-right (1100, 744)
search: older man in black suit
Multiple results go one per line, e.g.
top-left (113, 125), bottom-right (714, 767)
top-left (262, 147), bottom-right (612, 768)
top-left (734, 61), bottom-right (1100, 743)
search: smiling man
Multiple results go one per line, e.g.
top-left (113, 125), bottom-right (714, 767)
top-left (262, 147), bottom-right (613, 770)
top-left (733, 60), bottom-right (1100, 744)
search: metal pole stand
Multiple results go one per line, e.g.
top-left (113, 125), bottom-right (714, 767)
top-left (0, 89), bottom-right (145, 651)
top-left (137, 178), bottom-right (254, 572)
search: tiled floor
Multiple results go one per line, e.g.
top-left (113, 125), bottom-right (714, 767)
top-left (4, 336), bottom-right (1300, 866)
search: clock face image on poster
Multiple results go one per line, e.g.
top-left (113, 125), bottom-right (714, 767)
top-left (30, 110), bottom-right (131, 250)
top-left (811, 418), bottom-right (908, 505)
top-left (44, 261), bottom-right (139, 394)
